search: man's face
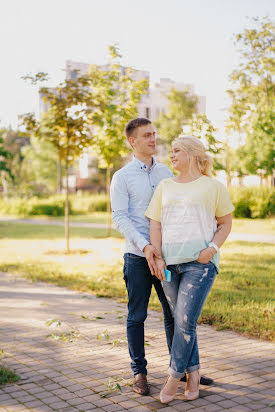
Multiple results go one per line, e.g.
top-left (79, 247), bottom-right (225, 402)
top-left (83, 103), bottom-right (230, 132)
top-left (129, 124), bottom-right (156, 157)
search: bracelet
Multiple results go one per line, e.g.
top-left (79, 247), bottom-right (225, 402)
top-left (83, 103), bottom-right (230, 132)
top-left (208, 242), bottom-right (219, 253)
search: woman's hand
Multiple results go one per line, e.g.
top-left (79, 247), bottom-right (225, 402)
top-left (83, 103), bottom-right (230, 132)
top-left (155, 257), bottom-right (166, 281)
top-left (196, 247), bottom-right (216, 264)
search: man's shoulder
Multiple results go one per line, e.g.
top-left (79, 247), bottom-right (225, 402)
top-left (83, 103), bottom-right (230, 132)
top-left (112, 162), bottom-right (134, 179)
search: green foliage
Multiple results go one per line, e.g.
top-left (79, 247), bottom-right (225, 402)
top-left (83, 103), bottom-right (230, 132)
top-left (226, 17), bottom-right (275, 177)
top-left (72, 194), bottom-right (107, 213)
top-left (229, 186), bottom-right (275, 218)
top-left (88, 45), bottom-right (149, 169)
top-left (1, 188), bottom-right (274, 219)
top-left (0, 194), bottom-right (107, 216)
top-left (154, 87), bottom-right (198, 144)
top-left (101, 377), bottom-right (122, 398)
top-left (0, 367), bottom-right (19, 385)
top-left (0, 132), bottom-right (13, 181)
top-left (0, 196), bottom-right (73, 216)
top-left (20, 135), bottom-right (59, 193)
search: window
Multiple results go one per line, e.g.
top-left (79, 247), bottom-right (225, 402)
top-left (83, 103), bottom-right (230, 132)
top-left (145, 107), bottom-right (150, 118)
top-left (70, 71), bottom-right (77, 79)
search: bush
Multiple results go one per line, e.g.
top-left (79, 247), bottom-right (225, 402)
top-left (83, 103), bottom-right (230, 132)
top-left (0, 187), bottom-right (273, 218)
top-left (72, 194), bottom-right (107, 213)
top-left (229, 186), bottom-right (275, 218)
top-left (0, 194), bottom-right (107, 216)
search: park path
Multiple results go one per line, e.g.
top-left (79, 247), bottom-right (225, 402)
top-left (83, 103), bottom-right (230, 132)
top-left (0, 217), bottom-right (275, 244)
top-left (0, 271), bottom-right (274, 412)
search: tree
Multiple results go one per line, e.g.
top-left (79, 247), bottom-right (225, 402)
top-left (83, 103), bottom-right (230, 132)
top-left (154, 87), bottom-right (198, 144)
top-left (0, 129), bottom-right (14, 195)
top-left (87, 45), bottom-right (149, 236)
top-left (226, 17), bottom-right (275, 180)
top-left (21, 71), bottom-right (96, 252)
top-left (188, 113), bottom-right (222, 167)
top-left (21, 135), bottom-right (59, 194)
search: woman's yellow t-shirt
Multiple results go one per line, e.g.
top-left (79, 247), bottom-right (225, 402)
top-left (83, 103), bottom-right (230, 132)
top-left (145, 176), bottom-right (234, 271)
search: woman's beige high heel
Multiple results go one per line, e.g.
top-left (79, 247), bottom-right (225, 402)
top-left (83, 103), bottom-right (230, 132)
top-left (184, 369), bottom-right (200, 401)
top-left (159, 375), bottom-right (180, 404)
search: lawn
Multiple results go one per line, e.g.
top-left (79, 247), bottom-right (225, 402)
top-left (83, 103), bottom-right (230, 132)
top-left (0, 222), bottom-right (274, 341)
top-left (1, 214), bottom-right (275, 235)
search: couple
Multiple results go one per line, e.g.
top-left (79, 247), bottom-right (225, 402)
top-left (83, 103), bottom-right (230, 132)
top-left (110, 118), bottom-right (234, 403)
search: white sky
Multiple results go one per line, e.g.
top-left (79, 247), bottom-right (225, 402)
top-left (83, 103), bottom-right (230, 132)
top-left (0, 0), bottom-right (274, 140)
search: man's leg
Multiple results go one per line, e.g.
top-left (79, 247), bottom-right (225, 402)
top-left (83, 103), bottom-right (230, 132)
top-left (123, 253), bottom-right (153, 395)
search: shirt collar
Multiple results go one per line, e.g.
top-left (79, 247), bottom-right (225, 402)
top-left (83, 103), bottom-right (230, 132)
top-left (132, 156), bottom-right (156, 172)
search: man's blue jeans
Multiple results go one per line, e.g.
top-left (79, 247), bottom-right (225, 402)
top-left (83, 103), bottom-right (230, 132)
top-left (123, 253), bottom-right (174, 376)
top-left (163, 261), bottom-right (217, 379)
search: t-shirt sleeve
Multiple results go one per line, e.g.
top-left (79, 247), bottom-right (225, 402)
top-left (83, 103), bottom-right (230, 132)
top-left (144, 181), bottom-right (163, 222)
top-left (215, 182), bottom-right (235, 217)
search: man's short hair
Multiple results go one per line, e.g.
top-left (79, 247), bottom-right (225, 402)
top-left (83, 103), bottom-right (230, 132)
top-left (124, 118), bottom-right (151, 139)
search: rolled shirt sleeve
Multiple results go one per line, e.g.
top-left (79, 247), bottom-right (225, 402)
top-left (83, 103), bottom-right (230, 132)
top-left (110, 172), bottom-right (149, 252)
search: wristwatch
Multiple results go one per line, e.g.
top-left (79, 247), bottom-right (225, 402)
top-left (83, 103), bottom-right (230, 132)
top-left (208, 242), bottom-right (219, 253)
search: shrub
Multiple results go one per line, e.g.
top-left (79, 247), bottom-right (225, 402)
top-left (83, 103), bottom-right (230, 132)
top-left (71, 194), bottom-right (107, 213)
top-left (0, 194), bottom-right (107, 216)
top-left (228, 186), bottom-right (275, 218)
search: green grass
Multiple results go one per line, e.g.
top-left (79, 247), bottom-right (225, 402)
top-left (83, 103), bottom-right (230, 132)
top-left (0, 221), bottom-right (274, 341)
top-left (1, 214), bottom-right (275, 235)
top-left (0, 367), bottom-right (19, 385)
top-left (0, 221), bottom-right (122, 239)
top-left (232, 217), bottom-right (275, 235)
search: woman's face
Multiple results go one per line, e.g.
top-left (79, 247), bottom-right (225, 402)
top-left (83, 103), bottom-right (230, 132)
top-left (171, 144), bottom-right (190, 171)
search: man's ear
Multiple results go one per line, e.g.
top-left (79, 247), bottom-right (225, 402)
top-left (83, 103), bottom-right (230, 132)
top-left (128, 136), bottom-right (135, 148)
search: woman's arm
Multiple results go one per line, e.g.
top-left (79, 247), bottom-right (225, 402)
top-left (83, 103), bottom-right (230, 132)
top-left (150, 219), bottom-right (166, 280)
top-left (197, 213), bottom-right (232, 264)
top-left (212, 213), bottom-right (232, 247)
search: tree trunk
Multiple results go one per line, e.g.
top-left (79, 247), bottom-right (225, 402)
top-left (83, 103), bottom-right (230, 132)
top-left (57, 155), bottom-right (62, 194)
top-left (65, 160), bottom-right (70, 253)
top-left (226, 172), bottom-right (232, 187)
top-left (106, 167), bottom-right (112, 238)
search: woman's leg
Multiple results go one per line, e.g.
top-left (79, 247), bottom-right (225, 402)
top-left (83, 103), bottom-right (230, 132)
top-left (153, 276), bottom-right (174, 354)
top-left (163, 261), bottom-right (216, 378)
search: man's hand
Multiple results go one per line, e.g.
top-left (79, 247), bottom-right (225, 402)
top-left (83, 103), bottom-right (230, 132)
top-left (143, 244), bottom-right (161, 276)
top-left (196, 247), bottom-right (216, 264)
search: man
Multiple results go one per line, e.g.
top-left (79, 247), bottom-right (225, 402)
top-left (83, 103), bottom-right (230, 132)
top-left (110, 118), bottom-right (212, 396)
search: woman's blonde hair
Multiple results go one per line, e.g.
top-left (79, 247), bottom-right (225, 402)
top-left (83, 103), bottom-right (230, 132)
top-left (172, 135), bottom-right (213, 177)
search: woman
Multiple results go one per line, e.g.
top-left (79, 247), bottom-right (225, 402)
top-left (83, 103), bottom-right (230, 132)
top-left (145, 136), bottom-right (234, 403)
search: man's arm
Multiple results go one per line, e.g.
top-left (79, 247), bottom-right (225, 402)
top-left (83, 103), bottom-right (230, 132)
top-left (110, 173), bottom-right (161, 269)
top-left (149, 219), bottom-right (166, 280)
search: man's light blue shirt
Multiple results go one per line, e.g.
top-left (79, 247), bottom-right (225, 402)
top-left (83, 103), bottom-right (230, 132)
top-left (110, 156), bottom-right (173, 257)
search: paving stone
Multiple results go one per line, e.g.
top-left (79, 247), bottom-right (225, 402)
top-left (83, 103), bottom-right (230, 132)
top-left (93, 398), bottom-right (113, 407)
top-left (103, 404), bottom-right (128, 411)
top-left (203, 394), bottom-right (225, 402)
top-left (67, 397), bottom-right (87, 406)
top-left (202, 405), bottom-right (224, 412)
top-left (216, 399), bottom-right (240, 408)
top-left (75, 402), bottom-right (97, 410)
top-left (0, 272), bottom-right (274, 412)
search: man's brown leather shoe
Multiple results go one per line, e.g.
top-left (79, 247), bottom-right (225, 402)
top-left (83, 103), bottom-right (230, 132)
top-left (132, 373), bottom-right (150, 396)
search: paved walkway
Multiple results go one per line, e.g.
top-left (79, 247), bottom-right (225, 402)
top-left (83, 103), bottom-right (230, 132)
top-left (0, 272), bottom-right (274, 412)
top-left (0, 218), bottom-right (274, 244)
